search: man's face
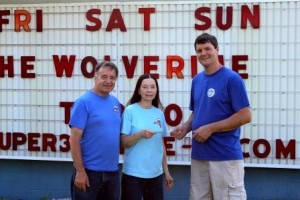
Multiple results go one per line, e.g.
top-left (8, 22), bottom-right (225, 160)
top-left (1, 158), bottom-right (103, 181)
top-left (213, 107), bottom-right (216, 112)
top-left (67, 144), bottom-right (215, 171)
top-left (195, 42), bottom-right (219, 68)
top-left (94, 66), bottom-right (117, 96)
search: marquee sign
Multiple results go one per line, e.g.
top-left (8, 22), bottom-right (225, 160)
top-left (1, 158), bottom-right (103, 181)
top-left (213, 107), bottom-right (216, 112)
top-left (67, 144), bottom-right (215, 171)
top-left (0, 1), bottom-right (299, 168)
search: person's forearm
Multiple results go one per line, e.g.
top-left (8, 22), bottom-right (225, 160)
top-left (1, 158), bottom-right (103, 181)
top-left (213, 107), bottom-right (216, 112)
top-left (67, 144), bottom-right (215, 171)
top-left (208, 107), bottom-right (251, 133)
top-left (121, 132), bottom-right (143, 147)
top-left (183, 112), bottom-right (194, 133)
top-left (162, 144), bottom-right (169, 174)
top-left (70, 136), bottom-right (85, 172)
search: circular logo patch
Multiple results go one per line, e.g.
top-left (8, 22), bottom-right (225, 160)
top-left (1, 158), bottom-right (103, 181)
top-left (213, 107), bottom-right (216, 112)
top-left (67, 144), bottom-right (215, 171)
top-left (207, 88), bottom-right (215, 97)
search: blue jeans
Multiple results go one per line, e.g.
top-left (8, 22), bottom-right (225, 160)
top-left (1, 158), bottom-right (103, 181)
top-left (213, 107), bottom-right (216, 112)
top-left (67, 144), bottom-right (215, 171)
top-left (71, 168), bottom-right (120, 200)
top-left (121, 173), bottom-right (164, 200)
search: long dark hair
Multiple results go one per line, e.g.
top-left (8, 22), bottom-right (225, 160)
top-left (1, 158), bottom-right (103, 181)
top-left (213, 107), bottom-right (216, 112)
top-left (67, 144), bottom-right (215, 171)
top-left (127, 74), bottom-right (164, 109)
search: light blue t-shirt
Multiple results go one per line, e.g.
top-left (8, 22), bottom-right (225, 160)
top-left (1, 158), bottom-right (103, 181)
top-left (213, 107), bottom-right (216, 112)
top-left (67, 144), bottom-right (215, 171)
top-left (121, 103), bottom-right (167, 178)
top-left (69, 90), bottom-right (121, 171)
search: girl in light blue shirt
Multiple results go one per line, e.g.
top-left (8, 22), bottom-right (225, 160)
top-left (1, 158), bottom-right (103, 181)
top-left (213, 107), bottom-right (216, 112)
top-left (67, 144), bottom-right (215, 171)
top-left (121, 74), bottom-right (174, 200)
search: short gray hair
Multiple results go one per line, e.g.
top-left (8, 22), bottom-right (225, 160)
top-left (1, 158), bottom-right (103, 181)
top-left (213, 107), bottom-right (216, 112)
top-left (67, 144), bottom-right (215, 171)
top-left (94, 61), bottom-right (119, 77)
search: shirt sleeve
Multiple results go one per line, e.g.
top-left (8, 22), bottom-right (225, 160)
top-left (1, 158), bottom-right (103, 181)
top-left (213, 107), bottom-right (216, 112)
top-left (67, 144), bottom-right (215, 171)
top-left (161, 111), bottom-right (168, 137)
top-left (228, 74), bottom-right (250, 112)
top-left (121, 108), bottom-right (132, 135)
top-left (69, 99), bottom-right (88, 130)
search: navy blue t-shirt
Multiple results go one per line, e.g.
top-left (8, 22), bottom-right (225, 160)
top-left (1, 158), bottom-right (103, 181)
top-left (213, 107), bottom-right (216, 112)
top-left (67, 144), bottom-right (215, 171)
top-left (190, 67), bottom-right (250, 160)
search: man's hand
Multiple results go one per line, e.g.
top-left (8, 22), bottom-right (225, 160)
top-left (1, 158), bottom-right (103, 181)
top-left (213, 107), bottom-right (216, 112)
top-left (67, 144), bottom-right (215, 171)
top-left (74, 170), bottom-right (90, 192)
top-left (192, 125), bottom-right (213, 143)
top-left (170, 125), bottom-right (188, 140)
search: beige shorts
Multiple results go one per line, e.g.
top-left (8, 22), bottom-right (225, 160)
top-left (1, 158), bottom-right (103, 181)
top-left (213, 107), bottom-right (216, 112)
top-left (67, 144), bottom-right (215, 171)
top-left (190, 159), bottom-right (247, 200)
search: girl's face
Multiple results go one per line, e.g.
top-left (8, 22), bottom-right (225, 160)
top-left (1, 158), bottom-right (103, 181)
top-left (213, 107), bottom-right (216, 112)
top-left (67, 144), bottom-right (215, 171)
top-left (138, 78), bottom-right (157, 102)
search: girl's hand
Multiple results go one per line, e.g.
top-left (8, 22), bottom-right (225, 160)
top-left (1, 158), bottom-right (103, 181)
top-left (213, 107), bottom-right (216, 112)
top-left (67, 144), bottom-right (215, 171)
top-left (164, 173), bottom-right (174, 190)
top-left (142, 129), bottom-right (155, 138)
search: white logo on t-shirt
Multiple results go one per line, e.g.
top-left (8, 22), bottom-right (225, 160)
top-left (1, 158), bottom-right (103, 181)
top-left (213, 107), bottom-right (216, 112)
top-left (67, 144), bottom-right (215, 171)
top-left (113, 106), bottom-right (119, 112)
top-left (207, 88), bottom-right (215, 97)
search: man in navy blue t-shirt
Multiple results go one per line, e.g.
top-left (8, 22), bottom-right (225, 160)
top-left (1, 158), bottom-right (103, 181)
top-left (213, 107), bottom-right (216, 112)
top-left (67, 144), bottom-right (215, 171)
top-left (171, 33), bottom-right (252, 200)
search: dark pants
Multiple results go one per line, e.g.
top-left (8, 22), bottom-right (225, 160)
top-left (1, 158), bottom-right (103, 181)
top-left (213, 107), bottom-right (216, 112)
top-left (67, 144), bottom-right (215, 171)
top-left (121, 173), bottom-right (164, 200)
top-left (71, 168), bottom-right (120, 200)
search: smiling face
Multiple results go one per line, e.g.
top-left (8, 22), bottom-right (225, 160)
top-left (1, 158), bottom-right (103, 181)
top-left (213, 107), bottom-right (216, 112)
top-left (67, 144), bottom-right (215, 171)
top-left (138, 78), bottom-right (157, 103)
top-left (93, 66), bottom-right (117, 96)
top-left (195, 42), bottom-right (220, 72)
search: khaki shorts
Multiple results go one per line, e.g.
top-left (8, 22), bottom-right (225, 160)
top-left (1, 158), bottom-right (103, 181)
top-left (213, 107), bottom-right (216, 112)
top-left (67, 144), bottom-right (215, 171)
top-left (190, 159), bottom-right (247, 200)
